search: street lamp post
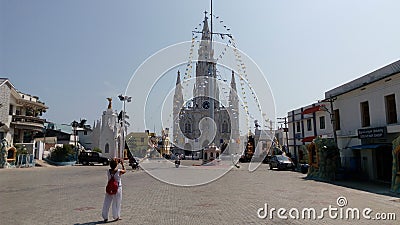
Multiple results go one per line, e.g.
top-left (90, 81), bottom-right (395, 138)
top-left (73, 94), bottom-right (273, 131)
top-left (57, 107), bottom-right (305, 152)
top-left (319, 96), bottom-right (338, 147)
top-left (43, 124), bottom-right (46, 158)
top-left (118, 94), bottom-right (132, 159)
top-left (71, 120), bottom-right (79, 160)
top-left (277, 117), bottom-right (289, 152)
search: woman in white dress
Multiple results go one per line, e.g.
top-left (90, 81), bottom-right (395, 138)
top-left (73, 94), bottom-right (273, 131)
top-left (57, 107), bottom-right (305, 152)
top-left (102, 158), bottom-right (126, 222)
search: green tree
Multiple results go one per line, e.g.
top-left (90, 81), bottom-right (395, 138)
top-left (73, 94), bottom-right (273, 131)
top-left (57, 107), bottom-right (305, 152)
top-left (92, 147), bottom-right (102, 153)
top-left (49, 145), bottom-right (75, 162)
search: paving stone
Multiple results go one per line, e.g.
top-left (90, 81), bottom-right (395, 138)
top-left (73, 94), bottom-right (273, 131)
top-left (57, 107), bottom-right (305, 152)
top-left (0, 163), bottom-right (399, 224)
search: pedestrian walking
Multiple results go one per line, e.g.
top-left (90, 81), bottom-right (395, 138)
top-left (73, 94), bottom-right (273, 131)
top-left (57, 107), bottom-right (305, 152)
top-left (102, 158), bottom-right (126, 222)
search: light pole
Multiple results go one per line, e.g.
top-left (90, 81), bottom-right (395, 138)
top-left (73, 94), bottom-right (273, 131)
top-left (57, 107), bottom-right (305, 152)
top-left (43, 124), bottom-right (46, 158)
top-left (319, 96), bottom-right (338, 147)
top-left (71, 120), bottom-right (79, 160)
top-left (277, 117), bottom-right (289, 152)
top-left (118, 94), bottom-right (132, 159)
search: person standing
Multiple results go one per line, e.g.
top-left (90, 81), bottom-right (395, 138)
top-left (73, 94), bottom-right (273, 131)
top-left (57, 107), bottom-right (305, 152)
top-left (102, 158), bottom-right (126, 222)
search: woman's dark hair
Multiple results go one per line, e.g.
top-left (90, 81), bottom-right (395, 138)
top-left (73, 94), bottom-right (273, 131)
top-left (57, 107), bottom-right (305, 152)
top-left (110, 159), bottom-right (118, 169)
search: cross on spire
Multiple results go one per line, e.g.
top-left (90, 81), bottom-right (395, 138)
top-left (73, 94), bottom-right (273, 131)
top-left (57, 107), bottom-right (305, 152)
top-left (193, 8), bottom-right (231, 42)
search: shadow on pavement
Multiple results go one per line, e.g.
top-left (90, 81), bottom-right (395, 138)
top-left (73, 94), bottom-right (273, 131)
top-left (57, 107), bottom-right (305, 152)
top-left (74, 220), bottom-right (110, 225)
top-left (302, 176), bottom-right (399, 198)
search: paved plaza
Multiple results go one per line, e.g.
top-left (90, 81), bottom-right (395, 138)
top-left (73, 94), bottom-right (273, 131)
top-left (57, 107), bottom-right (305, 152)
top-left (0, 161), bottom-right (399, 225)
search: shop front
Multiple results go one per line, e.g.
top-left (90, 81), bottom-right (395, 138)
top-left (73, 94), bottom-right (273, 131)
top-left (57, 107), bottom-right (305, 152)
top-left (350, 127), bottom-right (394, 183)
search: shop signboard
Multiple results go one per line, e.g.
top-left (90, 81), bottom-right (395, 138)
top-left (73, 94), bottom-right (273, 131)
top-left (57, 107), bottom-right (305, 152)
top-left (357, 127), bottom-right (385, 139)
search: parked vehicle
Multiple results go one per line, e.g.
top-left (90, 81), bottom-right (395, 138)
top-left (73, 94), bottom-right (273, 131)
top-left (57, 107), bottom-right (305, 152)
top-left (269, 155), bottom-right (295, 170)
top-left (78, 151), bottom-right (110, 166)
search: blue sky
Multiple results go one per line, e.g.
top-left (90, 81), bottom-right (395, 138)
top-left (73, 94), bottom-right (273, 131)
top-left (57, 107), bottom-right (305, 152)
top-left (1, 0), bottom-right (400, 132)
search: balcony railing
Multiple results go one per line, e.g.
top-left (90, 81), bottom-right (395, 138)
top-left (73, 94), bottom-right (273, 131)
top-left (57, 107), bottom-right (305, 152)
top-left (11, 115), bottom-right (45, 131)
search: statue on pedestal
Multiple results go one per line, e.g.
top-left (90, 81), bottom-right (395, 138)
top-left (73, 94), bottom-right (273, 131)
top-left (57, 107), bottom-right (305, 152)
top-left (0, 138), bottom-right (9, 168)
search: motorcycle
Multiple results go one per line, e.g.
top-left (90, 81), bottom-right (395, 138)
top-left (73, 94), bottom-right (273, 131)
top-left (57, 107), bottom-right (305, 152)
top-left (174, 159), bottom-right (180, 168)
top-left (129, 157), bottom-right (140, 170)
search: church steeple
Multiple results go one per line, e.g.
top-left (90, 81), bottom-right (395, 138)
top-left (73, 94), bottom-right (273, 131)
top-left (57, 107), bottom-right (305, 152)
top-left (198, 12), bottom-right (214, 62)
top-left (201, 11), bottom-right (210, 41)
top-left (228, 70), bottom-right (240, 153)
top-left (230, 70), bottom-right (237, 91)
top-left (229, 70), bottom-right (239, 111)
top-left (176, 70), bottom-right (181, 85)
top-left (173, 70), bottom-right (184, 143)
top-left (174, 70), bottom-right (183, 106)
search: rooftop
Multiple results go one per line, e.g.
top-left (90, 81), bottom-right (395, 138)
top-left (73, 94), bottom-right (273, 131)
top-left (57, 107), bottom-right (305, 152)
top-left (325, 59), bottom-right (400, 99)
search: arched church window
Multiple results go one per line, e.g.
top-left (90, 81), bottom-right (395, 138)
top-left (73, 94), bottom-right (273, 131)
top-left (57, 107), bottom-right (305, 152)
top-left (222, 121), bottom-right (229, 133)
top-left (184, 121), bottom-right (192, 133)
top-left (105, 143), bottom-right (109, 153)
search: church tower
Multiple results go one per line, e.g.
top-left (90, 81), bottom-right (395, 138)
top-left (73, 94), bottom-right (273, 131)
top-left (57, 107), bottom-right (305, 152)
top-left (193, 14), bottom-right (219, 109)
top-left (99, 99), bottom-right (122, 159)
top-left (172, 13), bottom-right (240, 156)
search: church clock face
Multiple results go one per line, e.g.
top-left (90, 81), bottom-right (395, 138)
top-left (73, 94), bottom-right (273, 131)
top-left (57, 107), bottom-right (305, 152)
top-left (202, 101), bottom-right (210, 109)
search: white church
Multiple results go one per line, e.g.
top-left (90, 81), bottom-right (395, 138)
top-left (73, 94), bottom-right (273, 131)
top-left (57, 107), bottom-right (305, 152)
top-left (91, 98), bottom-right (124, 159)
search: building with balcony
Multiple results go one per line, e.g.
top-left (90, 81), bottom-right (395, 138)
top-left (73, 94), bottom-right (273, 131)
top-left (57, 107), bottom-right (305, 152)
top-left (0, 78), bottom-right (48, 145)
top-left (287, 103), bottom-right (334, 163)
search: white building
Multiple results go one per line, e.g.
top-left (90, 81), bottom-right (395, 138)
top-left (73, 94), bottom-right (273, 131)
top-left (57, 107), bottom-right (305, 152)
top-left (325, 60), bottom-right (400, 182)
top-left (0, 78), bottom-right (47, 158)
top-left (91, 99), bottom-right (123, 159)
top-left (287, 102), bottom-right (333, 161)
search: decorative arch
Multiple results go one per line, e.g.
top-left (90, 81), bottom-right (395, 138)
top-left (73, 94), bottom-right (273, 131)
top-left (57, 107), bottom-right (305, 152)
top-left (7, 147), bottom-right (16, 162)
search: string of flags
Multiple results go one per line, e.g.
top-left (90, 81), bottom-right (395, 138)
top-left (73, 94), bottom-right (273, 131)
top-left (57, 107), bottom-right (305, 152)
top-left (179, 12), bottom-right (266, 133)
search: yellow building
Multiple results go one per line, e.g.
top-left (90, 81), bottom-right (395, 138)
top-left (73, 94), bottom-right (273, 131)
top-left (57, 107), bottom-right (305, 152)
top-left (126, 131), bottom-right (151, 157)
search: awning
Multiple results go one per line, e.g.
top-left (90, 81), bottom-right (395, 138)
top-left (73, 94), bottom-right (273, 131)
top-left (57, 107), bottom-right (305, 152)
top-left (302, 105), bottom-right (324, 115)
top-left (350, 144), bottom-right (391, 150)
top-left (301, 136), bottom-right (316, 142)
